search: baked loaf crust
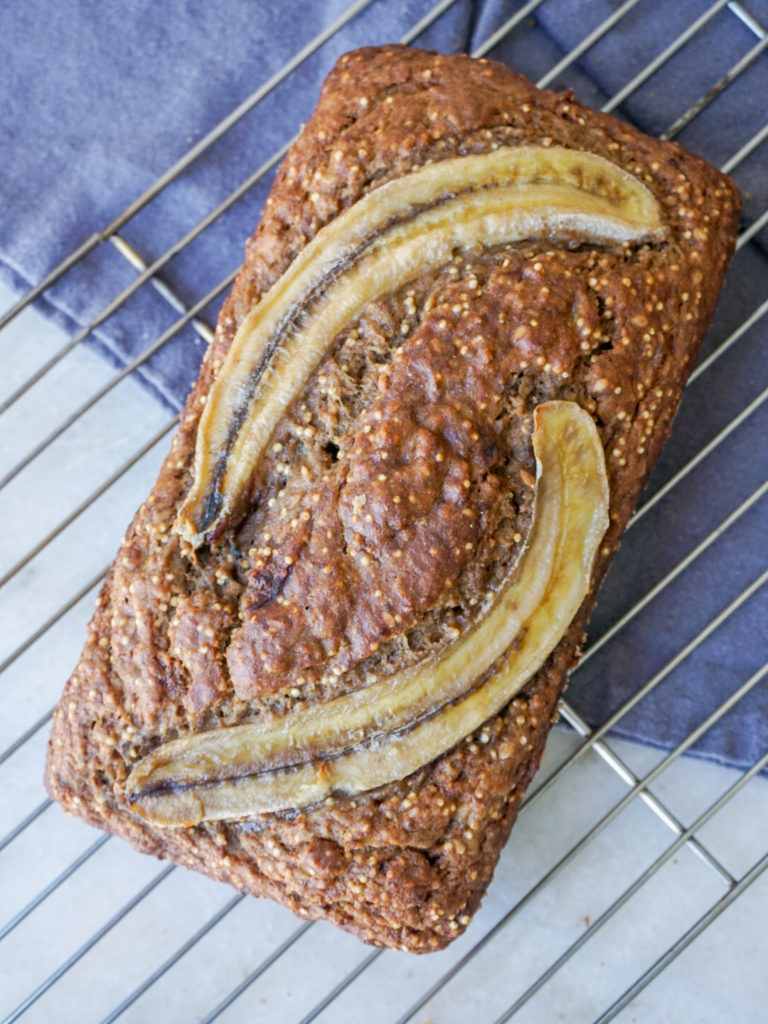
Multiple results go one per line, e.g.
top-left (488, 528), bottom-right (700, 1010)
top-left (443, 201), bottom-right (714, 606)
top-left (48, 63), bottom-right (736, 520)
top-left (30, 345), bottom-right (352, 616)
top-left (45, 46), bottom-right (739, 952)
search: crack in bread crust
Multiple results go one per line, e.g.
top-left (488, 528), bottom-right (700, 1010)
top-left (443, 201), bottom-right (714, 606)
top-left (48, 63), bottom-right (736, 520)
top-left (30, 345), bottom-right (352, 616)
top-left (45, 45), bottom-right (739, 952)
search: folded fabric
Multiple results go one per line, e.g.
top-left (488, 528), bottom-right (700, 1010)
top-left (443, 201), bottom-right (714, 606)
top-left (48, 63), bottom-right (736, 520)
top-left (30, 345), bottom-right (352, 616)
top-left (1, 0), bottom-right (766, 770)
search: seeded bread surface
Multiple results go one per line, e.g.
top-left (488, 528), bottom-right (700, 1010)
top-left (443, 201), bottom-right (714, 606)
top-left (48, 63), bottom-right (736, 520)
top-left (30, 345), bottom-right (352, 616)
top-left (46, 46), bottom-right (739, 952)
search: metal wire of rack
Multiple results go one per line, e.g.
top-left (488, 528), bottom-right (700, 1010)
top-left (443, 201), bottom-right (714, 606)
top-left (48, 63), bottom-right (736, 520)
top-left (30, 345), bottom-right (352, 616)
top-left (1, 1), bottom-right (767, 1022)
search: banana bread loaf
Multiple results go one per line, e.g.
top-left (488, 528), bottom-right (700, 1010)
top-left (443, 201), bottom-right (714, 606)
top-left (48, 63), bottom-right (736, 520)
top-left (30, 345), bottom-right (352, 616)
top-left (45, 45), bottom-right (740, 952)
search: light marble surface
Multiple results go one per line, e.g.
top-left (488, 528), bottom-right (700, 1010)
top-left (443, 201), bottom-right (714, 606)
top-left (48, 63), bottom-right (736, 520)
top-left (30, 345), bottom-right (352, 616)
top-left (1, 279), bottom-right (766, 1024)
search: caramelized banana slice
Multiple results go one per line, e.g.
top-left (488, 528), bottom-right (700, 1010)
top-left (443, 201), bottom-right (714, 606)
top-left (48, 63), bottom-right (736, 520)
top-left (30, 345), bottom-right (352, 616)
top-left (127, 401), bottom-right (609, 825)
top-left (178, 146), bottom-right (662, 546)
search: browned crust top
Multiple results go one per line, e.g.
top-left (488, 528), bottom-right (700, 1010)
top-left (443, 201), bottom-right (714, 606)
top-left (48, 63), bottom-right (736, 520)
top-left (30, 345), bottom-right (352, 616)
top-left (45, 46), bottom-right (739, 953)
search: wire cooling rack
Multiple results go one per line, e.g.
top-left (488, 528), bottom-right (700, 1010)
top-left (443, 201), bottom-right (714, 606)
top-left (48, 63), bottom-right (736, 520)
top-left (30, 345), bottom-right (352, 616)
top-left (1, 2), bottom-right (767, 1021)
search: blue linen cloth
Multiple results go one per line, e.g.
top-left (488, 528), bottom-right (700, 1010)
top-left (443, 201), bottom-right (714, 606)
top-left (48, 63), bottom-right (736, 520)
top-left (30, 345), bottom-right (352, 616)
top-left (1, 0), bottom-right (767, 770)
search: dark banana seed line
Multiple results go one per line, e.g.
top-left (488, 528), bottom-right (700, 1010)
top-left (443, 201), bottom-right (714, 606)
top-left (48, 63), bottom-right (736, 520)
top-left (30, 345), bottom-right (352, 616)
top-left (134, 657), bottom-right (502, 799)
top-left (127, 401), bottom-right (611, 824)
top-left (199, 234), bottom-right (389, 534)
top-left (199, 194), bottom-right (464, 537)
top-left (185, 145), bottom-right (664, 548)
